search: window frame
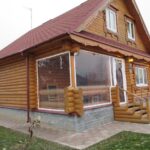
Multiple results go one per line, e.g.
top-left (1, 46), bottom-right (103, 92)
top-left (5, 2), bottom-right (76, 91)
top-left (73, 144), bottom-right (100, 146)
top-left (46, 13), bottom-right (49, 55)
top-left (36, 51), bottom-right (72, 112)
top-left (106, 8), bottom-right (117, 33)
top-left (127, 20), bottom-right (135, 41)
top-left (74, 50), bottom-right (112, 108)
top-left (135, 67), bottom-right (148, 87)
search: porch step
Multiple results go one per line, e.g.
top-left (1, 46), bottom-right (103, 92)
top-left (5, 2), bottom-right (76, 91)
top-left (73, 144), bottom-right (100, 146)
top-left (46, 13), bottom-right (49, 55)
top-left (114, 106), bottom-right (128, 111)
top-left (115, 114), bottom-right (141, 119)
top-left (127, 107), bottom-right (141, 112)
top-left (126, 103), bottom-right (141, 108)
top-left (114, 102), bottom-right (150, 124)
top-left (115, 110), bottom-right (134, 115)
top-left (142, 114), bottom-right (148, 119)
top-left (134, 110), bottom-right (147, 115)
top-left (115, 118), bottom-right (150, 124)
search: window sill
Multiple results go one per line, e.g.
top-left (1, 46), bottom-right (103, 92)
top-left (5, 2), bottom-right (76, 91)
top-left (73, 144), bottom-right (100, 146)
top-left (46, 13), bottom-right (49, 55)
top-left (106, 28), bottom-right (118, 36)
top-left (127, 37), bottom-right (135, 42)
top-left (84, 103), bottom-right (112, 111)
top-left (36, 108), bottom-right (66, 115)
top-left (135, 84), bottom-right (149, 89)
top-left (127, 38), bottom-right (136, 45)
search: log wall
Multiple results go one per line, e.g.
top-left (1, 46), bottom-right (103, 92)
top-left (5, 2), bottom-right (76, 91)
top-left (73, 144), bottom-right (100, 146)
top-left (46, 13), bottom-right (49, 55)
top-left (84, 0), bottom-right (147, 51)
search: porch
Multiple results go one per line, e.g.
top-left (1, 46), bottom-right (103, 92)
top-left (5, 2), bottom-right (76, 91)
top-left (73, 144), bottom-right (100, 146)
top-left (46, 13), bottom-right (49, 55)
top-left (36, 47), bottom-right (150, 124)
top-left (112, 85), bottom-right (150, 123)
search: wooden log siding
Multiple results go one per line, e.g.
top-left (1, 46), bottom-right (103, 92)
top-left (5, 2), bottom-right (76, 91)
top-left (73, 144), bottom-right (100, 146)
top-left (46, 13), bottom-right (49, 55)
top-left (0, 40), bottom-right (149, 111)
top-left (29, 55), bottom-right (37, 109)
top-left (0, 55), bottom-right (36, 109)
top-left (84, 0), bottom-right (147, 52)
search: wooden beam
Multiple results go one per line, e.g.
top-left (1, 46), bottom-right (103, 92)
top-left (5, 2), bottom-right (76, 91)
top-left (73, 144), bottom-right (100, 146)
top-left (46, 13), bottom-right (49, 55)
top-left (70, 53), bottom-right (76, 88)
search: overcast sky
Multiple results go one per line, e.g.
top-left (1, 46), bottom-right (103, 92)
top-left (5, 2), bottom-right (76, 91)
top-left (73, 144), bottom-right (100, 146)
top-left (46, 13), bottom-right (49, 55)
top-left (0, 0), bottom-right (149, 50)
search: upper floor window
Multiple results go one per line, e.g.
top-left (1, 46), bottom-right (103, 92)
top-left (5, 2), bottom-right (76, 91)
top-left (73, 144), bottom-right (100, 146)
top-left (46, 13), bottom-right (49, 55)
top-left (106, 8), bottom-right (117, 33)
top-left (135, 67), bottom-right (148, 87)
top-left (127, 20), bottom-right (135, 41)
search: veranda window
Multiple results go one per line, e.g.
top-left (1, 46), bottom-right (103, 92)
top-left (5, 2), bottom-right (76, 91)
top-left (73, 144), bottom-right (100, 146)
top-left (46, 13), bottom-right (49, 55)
top-left (75, 50), bottom-right (111, 106)
top-left (37, 52), bottom-right (70, 110)
top-left (135, 67), bottom-right (148, 86)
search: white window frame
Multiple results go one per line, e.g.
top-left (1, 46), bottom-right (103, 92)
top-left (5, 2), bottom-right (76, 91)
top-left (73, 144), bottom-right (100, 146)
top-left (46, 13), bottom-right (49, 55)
top-left (127, 20), bottom-right (135, 41)
top-left (36, 51), bottom-right (72, 112)
top-left (111, 57), bottom-right (127, 104)
top-left (106, 8), bottom-right (117, 33)
top-left (135, 67), bottom-right (148, 87)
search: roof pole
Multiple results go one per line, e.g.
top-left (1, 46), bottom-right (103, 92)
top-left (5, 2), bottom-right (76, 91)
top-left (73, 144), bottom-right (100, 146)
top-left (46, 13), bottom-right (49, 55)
top-left (24, 7), bottom-right (33, 29)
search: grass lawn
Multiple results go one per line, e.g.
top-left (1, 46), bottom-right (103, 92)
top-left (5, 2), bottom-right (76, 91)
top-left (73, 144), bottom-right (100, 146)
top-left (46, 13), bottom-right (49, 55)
top-left (86, 131), bottom-right (150, 150)
top-left (0, 126), bottom-right (75, 150)
top-left (1, 126), bottom-right (150, 150)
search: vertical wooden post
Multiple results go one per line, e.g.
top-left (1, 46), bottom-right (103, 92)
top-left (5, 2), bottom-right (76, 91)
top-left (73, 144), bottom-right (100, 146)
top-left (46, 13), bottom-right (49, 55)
top-left (146, 98), bottom-right (150, 120)
top-left (26, 54), bottom-right (31, 123)
top-left (116, 84), bottom-right (120, 106)
top-left (131, 84), bottom-right (135, 103)
top-left (70, 53), bottom-right (76, 88)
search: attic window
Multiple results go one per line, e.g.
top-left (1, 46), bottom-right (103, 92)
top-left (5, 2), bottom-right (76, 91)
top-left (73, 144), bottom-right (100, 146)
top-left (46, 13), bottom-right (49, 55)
top-left (127, 20), bottom-right (135, 41)
top-left (106, 8), bottom-right (117, 33)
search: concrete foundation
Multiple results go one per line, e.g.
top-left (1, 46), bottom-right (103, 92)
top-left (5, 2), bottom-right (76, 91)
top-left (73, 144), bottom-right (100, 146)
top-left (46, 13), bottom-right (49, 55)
top-left (0, 105), bottom-right (114, 132)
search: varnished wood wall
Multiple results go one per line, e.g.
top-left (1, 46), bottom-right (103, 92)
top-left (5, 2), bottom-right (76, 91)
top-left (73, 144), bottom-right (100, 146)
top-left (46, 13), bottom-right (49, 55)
top-left (0, 56), bottom-right (27, 108)
top-left (84, 0), bottom-right (147, 52)
top-left (0, 41), bottom-right (149, 109)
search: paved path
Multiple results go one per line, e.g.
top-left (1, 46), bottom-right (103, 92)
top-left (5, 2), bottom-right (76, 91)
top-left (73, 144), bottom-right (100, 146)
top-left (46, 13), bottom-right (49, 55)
top-left (1, 115), bottom-right (150, 149)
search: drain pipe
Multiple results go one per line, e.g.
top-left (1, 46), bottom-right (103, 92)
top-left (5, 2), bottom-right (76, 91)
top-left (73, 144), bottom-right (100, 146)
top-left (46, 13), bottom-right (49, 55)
top-left (26, 53), bottom-right (31, 123)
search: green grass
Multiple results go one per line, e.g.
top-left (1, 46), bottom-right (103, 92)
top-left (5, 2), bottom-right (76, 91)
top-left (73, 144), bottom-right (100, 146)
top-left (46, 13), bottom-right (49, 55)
top-left (86, 131), bottom-right (150, 150)
top-left (0, 126), bottom-right (75, 150)
top-left (1, 126), bottom-right (150, 150)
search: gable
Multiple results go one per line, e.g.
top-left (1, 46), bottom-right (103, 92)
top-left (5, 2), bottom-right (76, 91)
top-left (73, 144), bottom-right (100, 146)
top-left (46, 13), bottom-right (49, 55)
top-left (84, 0), bottom-right (148, 52)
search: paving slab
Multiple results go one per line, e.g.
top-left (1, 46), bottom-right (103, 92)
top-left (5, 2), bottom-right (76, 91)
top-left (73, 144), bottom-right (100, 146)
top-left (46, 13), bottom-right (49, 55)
top-left (0, 115), bottom-right (150, 149)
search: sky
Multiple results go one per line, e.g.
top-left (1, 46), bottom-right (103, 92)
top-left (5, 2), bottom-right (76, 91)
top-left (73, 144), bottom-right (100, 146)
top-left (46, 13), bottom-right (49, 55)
top-left (0, 0), bottom-right (149, 50)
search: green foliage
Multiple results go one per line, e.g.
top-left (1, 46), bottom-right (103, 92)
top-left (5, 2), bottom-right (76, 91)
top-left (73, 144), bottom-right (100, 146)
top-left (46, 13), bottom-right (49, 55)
top-left (86, 131), bottom-right (150, 150)
top-left (1, 126), bottom-right (150, 150)
top-left (0, 126), bottom-right (75, 150)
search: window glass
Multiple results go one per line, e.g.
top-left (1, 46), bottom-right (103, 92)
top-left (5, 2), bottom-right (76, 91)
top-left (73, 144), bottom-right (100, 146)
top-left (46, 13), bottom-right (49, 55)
top-left (143, 68), bottom-right (148, 84)
top-left (106, 8), bottom-right (117, 32)
top-left (127, 20), bottom-right (135, 40)
top-left (135, 67), bottom-right (148, 86)
top-left (37, 53), bottom-right (70, 109)
top-left (75, 50), bottom-right (111, 105)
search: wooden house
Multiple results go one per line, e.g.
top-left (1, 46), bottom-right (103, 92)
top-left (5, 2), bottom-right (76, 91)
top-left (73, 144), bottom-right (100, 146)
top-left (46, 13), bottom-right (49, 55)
top-left (0, 0), bottom-right (150, 131)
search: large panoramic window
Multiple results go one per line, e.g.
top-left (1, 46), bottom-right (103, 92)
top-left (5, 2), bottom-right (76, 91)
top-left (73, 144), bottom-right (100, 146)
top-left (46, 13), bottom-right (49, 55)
top-left (75, 50), bottom-right (111, 105)
top-left (37, 52), bottom-right (70, 110)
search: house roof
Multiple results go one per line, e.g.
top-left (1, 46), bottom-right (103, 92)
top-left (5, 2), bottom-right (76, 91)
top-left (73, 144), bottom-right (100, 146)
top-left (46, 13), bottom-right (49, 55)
top-left (0, 0), bottom-right (109, 59)
top-left (0, 0), bottom-right (149, 59)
